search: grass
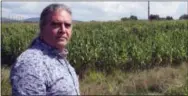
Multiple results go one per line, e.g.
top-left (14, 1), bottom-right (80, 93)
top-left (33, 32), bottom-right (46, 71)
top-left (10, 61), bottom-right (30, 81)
top-left (80, 62), bottom-right (188, 95)
top-left (1, 62), bottom-right (188, 95)
top-left (1, 66), bottom-right (12, 95)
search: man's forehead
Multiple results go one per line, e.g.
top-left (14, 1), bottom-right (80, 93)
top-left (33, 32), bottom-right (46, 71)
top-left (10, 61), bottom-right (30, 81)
top-left (49, 10), bottom-right (72, 23)
top-left (54, 9), bottom-right (71, 17)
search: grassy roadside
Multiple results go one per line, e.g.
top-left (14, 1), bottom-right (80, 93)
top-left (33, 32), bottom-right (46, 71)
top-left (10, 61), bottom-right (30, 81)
top-left (80, 62), bottom-right (188, 95)
top-left (1, 66), bottom-right (12, 95)
top-left (1, 62), bottom-right (188, 95)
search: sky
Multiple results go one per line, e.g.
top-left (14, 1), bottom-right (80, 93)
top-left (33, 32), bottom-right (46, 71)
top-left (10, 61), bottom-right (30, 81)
top-left (2, 1), bottom-right (188, 21)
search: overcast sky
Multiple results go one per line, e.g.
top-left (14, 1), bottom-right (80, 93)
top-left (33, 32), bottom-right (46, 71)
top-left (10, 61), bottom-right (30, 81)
top-left (2, 1), bottom-right (188, 21)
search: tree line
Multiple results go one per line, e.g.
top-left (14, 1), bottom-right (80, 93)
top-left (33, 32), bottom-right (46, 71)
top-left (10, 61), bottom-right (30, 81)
top-left (121, 14), bottom-right (188, 21)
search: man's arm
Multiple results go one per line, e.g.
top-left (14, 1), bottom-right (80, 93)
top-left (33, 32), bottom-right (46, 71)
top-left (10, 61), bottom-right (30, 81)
top-left (10, 61), bottom-right (47, 96)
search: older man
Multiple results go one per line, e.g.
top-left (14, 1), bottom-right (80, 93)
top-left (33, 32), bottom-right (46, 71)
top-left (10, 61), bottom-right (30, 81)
top-left (10, 3), bottom-right (80, 95)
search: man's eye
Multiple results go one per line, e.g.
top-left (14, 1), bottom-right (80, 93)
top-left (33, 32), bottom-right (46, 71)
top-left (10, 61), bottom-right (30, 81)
top-left (51, 22), bottom-right (60, 27)
top-left (65, 23), bottom-right (71, 28)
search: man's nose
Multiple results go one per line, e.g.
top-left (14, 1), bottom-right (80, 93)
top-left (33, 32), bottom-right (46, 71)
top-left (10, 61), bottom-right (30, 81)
top-left (60, 24), bottom-right (66, 32)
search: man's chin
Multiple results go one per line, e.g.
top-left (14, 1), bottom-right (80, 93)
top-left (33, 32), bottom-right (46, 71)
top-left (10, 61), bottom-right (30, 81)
top-left (56, 41), bottom-right (67, 48)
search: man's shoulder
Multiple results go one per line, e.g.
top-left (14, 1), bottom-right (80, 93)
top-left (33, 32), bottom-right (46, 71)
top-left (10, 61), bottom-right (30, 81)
top-left (14, 48), bottom-right (45, 68)
top-left (11, 48), bottom-right (48, 81)
top-left (19, 48), bottom-right (43, 61)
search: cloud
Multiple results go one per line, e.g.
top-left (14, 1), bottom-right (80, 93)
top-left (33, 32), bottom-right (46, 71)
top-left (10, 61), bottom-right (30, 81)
top-left (2, 2), bottom-right (51, 18)
top-left (2, 6), bottom-right (30, 20)
top-left (2, 1), bottom-right (187, 21)
top-left (2, 2), bottom-right (23, 9)
top-left (67, 2), bottom-right (148, 21)
top-left (150, 2), bottom-right (186, 19)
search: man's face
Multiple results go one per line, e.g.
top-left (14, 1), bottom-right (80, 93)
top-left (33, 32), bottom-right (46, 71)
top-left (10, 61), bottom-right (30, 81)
top-left (41, 9), bottom-right (72, 50)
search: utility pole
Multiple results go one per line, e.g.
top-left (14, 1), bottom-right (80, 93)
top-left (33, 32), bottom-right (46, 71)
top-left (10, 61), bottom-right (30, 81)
top-left (148, 1), bottom-right (150, 20)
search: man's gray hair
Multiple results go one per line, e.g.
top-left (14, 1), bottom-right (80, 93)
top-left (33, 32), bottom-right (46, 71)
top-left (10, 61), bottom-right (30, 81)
top-left (39, 3), bottom-right (72, 31)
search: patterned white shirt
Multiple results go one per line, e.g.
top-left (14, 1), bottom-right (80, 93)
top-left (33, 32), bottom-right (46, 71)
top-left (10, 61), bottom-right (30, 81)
top-left (10, 37), bottom-right (80, 96)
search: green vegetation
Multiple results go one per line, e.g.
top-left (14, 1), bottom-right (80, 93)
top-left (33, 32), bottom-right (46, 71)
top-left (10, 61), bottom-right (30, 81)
top-left (81, 62), bottom-right (188, 95)
top-left (2, 23), bottom-right (38, 65)
top-left (1, 20), bottom-right (188, 95)
top-left (1, 66), bottom-right (12, 95)
top-left (2, 21), bottom-right (188, 73)
top-left (2, 62), bottom-right (188, 95)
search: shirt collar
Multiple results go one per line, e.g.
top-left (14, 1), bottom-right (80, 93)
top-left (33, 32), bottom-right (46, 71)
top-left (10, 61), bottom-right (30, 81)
top-left (31, 37), bottom-right (68, 58)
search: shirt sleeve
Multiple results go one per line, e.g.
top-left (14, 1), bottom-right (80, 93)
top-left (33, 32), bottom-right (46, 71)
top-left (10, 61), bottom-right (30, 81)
top-left (10, 60), bottom-right (47, 96)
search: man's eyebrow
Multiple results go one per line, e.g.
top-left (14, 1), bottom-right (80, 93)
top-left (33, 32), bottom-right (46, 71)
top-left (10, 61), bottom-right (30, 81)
top-left (51, 20), bottom-right (61, 23)
top-left (64, 20), bottom-right (72, 24)
top-left (51, 22), bottom-right (61, 26)
top-left (51, 21), bottom-right (72, 24)
top-left (65, 22), bottom-right (72, 25)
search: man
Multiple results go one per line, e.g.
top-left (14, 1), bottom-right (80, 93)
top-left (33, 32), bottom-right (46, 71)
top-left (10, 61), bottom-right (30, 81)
top-left (10, 3), bottom-right (80, 95)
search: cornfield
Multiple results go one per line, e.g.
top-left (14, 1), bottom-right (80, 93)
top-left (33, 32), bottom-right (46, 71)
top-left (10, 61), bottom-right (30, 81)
top-left (2, 20), bottom-right (188, 75)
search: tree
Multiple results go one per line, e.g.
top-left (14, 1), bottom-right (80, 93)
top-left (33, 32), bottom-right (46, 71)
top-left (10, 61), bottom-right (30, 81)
top-left (149, 14), bottom-right (160, 20)
top-left (166, 16), bottom-right (173, 20)
top-left (179, 14), bottom-right (188, 20)
top-left (160, 17), bottom-right (166, 20)
top-left (121, 17), bottom-right (128, 21)
top-left (129, 15), bottom-right (138, 20)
